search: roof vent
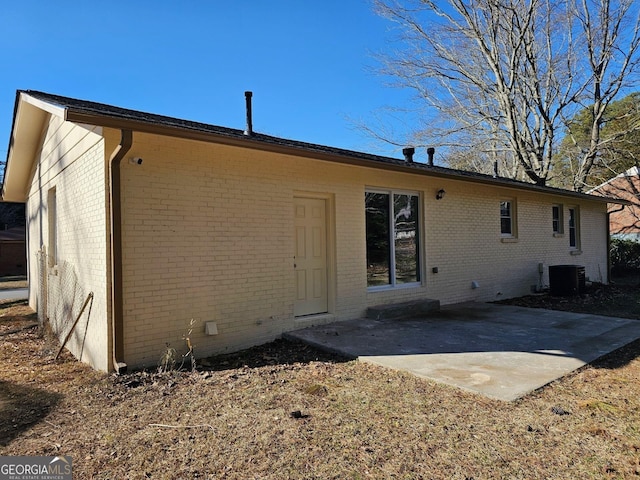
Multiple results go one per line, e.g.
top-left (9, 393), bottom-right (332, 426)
top-left (244, 91), bottom-right (253, 136)
top-left (427, 147), bottom-right (435, 166)
top-left (402, 147), bottom-right (415, 163)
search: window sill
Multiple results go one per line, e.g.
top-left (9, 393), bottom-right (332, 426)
top-left (553, 233), bottom-right (564, 238)
top-left (570, 249), bottom-right (583, 256)
top-left (367, 282), bottom-right (422, 293)
top-left (500, 237), bottom-right (519, 243)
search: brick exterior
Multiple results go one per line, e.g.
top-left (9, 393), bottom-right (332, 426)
top-left (19, 114), bottom-right (610, 371)
top-left (119, 132), bottom-right (609, 368)
top-left (593, 172), bottom-right (640, 239)
top-left (26, 115), bottom-right (110, 371)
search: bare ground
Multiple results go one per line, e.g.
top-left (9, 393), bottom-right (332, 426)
top-left (1, 282), bottom-right (640, 479)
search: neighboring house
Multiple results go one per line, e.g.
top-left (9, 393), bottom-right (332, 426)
top-left (590, 167), bottom-right (640, 242)
top-left (0, 226), bottom-right (26, 276)
top-left (1, 90), bottom-right (623, 372)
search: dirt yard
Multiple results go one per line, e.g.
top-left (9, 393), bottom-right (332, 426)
top-left (497, 274), bottom-right (640, 320)
top-left (1, 281), bottom-right (640, 479)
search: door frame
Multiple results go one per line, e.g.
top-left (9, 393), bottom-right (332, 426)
top-left (293, 192), bottom-right (336, 317)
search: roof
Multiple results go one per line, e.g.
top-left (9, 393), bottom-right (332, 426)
top-left (589, 166), bottom-right (640, 193)
top-left (2, 89), bottom-right (627, 205)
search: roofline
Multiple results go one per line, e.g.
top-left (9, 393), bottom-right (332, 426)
top-left (66, 109), bottom-right (622, 204)
top-left (5, 90), bottom-right (628, 205)
top-left (21, 92), bottom-right (67, 118)
top-left (588, 166), bottom-right (640, 194)
top-left (2, 94), bottom-right (23, 199)
top-left (2, 92), bottom-right (59, 201)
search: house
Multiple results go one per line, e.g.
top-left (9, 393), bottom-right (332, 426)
top-left (0, 226), bottom-right (26, 276)
top-left (590, 166), bottom-right (640, 242)
top-left (1, 90), bottom-right (622, 372)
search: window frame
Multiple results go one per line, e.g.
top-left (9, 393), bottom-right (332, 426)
top-left (552, 204), bottom-right (564, 235)
top-left (500, 199), bottom-right (517, 239)
top-left (365, 188), bottom-right (422, 290)
top-left (568, 206), bottom-right (581, 250)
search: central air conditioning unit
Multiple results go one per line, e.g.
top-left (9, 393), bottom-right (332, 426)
top-left (549, 265), bottom-right (586, 296)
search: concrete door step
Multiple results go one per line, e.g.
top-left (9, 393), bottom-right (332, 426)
top-left (367, 298), bottom-right (440, 320)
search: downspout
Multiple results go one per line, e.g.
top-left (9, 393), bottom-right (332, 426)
top-left (109, 129), bottom-right (132, 374)
top-left (607, 204), bottom-right (626, 284)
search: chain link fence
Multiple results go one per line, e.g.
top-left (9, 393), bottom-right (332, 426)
top-left (36, 247), bottom-right (91, 354)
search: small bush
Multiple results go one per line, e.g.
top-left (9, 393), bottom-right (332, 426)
top-left (610, 238), bottom-right (640, 272)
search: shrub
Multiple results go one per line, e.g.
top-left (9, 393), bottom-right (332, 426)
top-left (610, 238), bottom-right (640, 272)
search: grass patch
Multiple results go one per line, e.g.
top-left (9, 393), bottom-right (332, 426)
top-left (579, 399), bottom-right (620, 414)
top-left (1, 288), bottom-right (640, 478)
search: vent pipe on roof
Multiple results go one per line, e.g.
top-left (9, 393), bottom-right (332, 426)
top-left (427, 147), bottom-right (435, 166)
top-left (244, 91), bottom-right (253, 136)
top-left (402, 147), bottom-right (415, 163)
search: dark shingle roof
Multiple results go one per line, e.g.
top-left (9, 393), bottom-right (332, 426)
top-left (19, 90), bottom-right (621, 204)
top-left (23, 89), bottom-right (403, 162)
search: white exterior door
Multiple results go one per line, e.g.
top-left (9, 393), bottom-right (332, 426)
top-left (294, 197), bottom-right (328, 316)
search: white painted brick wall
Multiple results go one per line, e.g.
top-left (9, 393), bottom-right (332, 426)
top-left (26, 115), bottom-right (110, 371)
top-left (22, 119), bottom-right (609, 371)
top-left (120, 133), bottom-right (608, 368)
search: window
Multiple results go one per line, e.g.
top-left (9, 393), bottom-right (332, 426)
top-left (500, 200), bottom-right (516, 237)
top-left (366, 190), bottom-right (420, 288)
top-left (47, 187), bottom-right (57, 267)
top-left (568, 207), bottom-right (580, 249)
top-left (552, 204), bottom-right (564, 234)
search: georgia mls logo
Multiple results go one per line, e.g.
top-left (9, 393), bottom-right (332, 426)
top-left (0, 456), bottom-right (72, 480)
top-left (48, 456), bottom-right (72, 474)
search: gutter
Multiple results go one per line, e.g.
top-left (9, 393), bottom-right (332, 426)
top-left (62, 110), bottom-right (625, 207)
top-left (108, 129), bottom-right (132, 374)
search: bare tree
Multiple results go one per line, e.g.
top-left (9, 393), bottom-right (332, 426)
top-left (447, 142), bottom-right (524, 179)
top-left (374, 0), bottom-right (640, 190)
top-left (555, 91), bottom-right (640, 189)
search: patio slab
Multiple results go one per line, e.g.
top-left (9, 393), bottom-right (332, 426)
top-left (284, 302), bottom-right (640, 401)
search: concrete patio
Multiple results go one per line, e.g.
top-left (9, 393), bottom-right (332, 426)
top-left (284, 302), bottom-right (640, 401)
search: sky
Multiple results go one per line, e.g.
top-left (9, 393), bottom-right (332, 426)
top-left (0, 1), bottom-right (423, 162)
